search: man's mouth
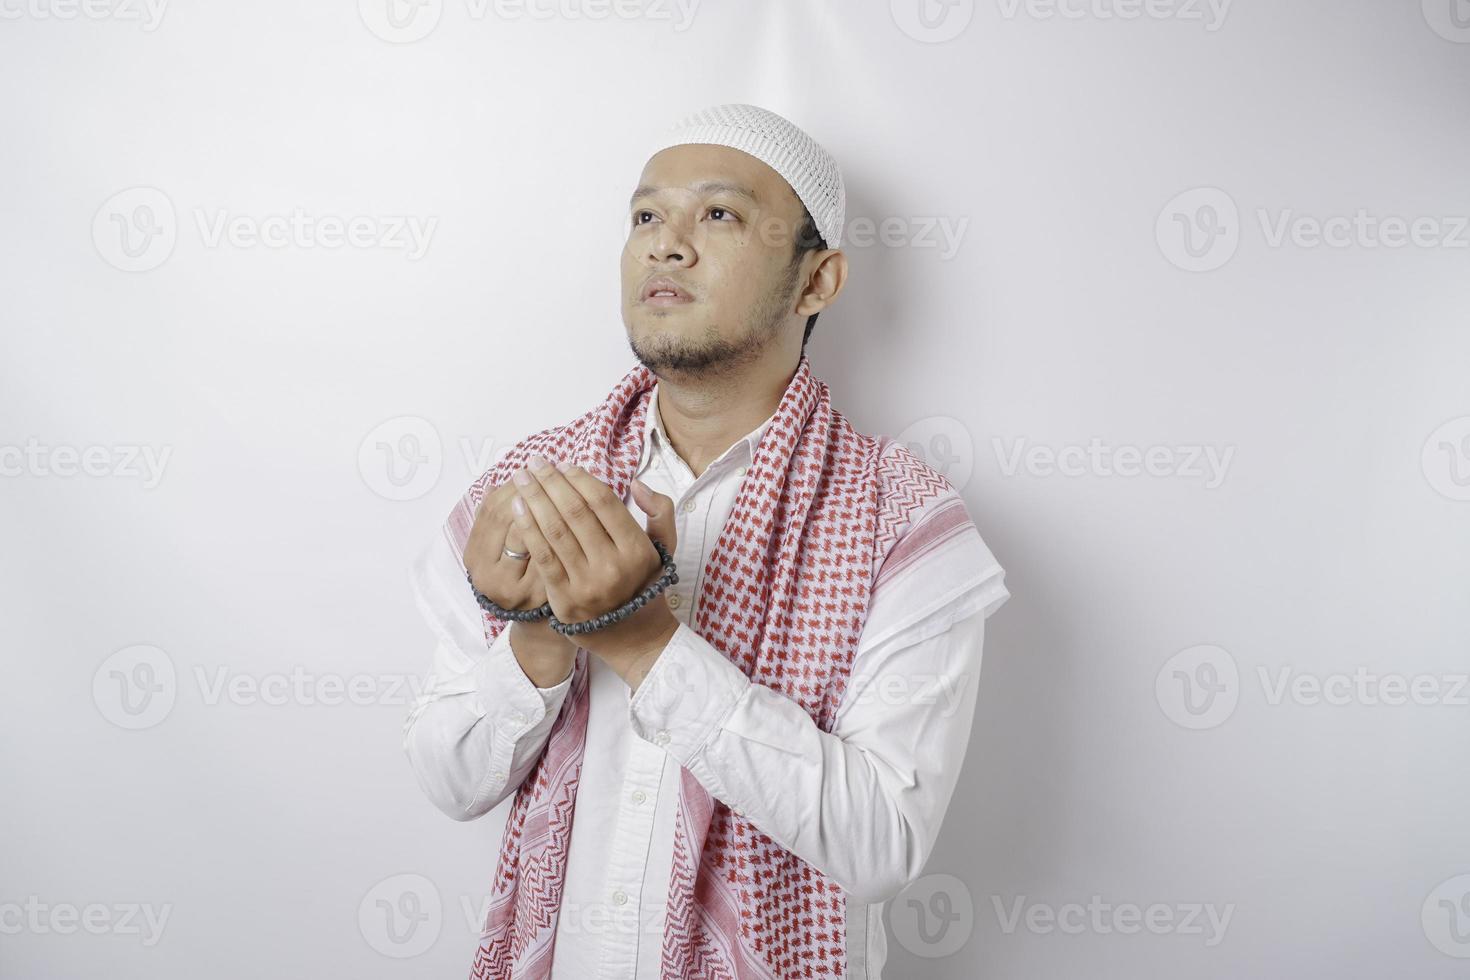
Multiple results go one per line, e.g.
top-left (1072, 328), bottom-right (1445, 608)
top-left (642, 277), bottom-right (694, 305)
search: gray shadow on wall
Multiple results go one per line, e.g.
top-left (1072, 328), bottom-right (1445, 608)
top-left (809, 181), bottom-right (1074, 979)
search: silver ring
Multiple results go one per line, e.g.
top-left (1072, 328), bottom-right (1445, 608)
top-left (502, 546), bottom-right (531, 561)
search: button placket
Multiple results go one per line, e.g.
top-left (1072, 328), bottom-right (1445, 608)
top-left (591, 737), bottom-right (667, 979)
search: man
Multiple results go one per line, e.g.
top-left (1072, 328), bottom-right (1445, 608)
top-left (403, 103), bottom-right (1009, 980)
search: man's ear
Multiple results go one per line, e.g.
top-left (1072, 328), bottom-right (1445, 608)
top-left (795, 249), bottom-right (847, 317)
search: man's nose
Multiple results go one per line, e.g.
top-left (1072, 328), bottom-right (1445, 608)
top-left (648, 217), bottom-right (696, 265)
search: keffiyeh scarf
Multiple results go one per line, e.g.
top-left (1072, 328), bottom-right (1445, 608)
top-left (441, 352), bottom-right (950, 979)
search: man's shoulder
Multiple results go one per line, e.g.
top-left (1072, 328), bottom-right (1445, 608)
top-left (868, 434), bottom-right (1006, 611)
top-left (871, 435), bottom-right (965, 543)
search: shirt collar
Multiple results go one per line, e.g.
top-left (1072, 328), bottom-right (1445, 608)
top-left (637, 381), bottom-right (777, 475)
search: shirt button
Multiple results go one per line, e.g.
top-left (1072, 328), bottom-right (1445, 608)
top-left (668, 594), bottom-right (680, 609)
top-left (631, 789), bottom-right (647, 805)
top-left (680, 499), bottom-right (696, 514)
top-left (491, 769), bottom-right (506, 783)
top-left (612, 890), bottom-right (628, 906)
top-left (508, 711), bottom-right (526, 726)
top-left (653, 730), bottom-right (671, 747)
top-left (736, 466), bottom-right (747, 477)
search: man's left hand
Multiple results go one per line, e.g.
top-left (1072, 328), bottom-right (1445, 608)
top-left (507, 453), bottom-right (681, 689)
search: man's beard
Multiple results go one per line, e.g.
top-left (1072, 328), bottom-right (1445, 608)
top-left (627, 260), bottom-right (800, 380)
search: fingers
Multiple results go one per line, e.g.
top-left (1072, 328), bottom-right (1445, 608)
top-left (472, 481), bottom-right (532, 583)
top-left (557, 462), bottom-right (651, 553)
top-left (508, 488), bottom-right (568, 588)
top-left (511, 455), bottom-right (615, 563)
top-left (630, 479), bottom-right (678, 554)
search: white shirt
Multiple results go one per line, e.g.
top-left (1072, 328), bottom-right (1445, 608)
top-left (403, 381), bottom-right (1009, 978)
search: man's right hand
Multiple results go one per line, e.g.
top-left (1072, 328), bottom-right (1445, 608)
top-left (464, 478), bottom-right (577, 687)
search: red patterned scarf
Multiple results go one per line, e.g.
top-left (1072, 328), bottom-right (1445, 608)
top-left (443, 352), bottom-right (941, 979)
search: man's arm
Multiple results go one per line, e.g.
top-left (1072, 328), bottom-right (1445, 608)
top-left (626, 551), bottom-right (1007, 905)
top-left (401, 534), bottom-right (575, 821)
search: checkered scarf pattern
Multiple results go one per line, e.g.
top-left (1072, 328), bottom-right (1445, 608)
top-left (443, 353), bottom-right (938, 979)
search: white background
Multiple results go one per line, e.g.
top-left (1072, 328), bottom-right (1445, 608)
top-left (3, 1), bottom-right (1468, 977)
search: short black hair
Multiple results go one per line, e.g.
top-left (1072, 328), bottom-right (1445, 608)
top-left (789, 205), bottom-right (828, 349)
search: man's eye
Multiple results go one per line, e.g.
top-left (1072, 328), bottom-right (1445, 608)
top-left (707, 207), bottom-right (737, 221)
top-left (633, 210), bottom-right (656, 226)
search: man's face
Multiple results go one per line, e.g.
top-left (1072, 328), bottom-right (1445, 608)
top-left (621, 143), bottom-right (808, 376)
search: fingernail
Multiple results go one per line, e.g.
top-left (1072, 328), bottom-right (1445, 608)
top-left (513, 469), bottom-right (531, 485)
top-left (512, 497), bottom-right (526, 516)
top-left (528, 454), bottom-right (550, 471)
top-left (556, 459), bottom-right (573, 473)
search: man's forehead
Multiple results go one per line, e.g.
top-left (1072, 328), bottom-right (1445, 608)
top-left (633, 144), bottom-right (797, 207)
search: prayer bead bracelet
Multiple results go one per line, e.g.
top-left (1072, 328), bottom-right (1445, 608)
top-left (466, 540), bottom-right (678, 636)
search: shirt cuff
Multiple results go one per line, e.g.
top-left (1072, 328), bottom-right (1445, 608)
top-left (472, 625), bottom-right (571, 739)
top-left (627, 621), bottom-right (750, 765)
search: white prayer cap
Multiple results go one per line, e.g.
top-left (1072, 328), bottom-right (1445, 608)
top-left (647, 103), bottom-right (846, 250)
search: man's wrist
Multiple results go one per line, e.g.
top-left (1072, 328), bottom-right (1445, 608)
top-left (507, 620), bottom-right (575, 688)
top-left (584, 606), bottom-right (680, 691)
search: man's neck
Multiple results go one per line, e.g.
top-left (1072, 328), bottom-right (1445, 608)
top-left (654, 360), bottom-right (796, 479)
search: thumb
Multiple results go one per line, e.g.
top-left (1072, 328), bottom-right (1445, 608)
top-left (632, 479), bottom-right (677, 554)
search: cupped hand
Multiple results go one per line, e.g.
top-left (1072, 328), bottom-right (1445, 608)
top-left (464, 478), bottom-right (550, 612)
